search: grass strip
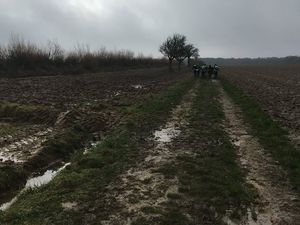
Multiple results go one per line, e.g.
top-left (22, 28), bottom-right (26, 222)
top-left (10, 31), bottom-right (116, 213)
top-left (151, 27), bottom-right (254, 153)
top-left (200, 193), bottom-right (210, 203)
top-left (142, 80), bottom-right (254, 224)
top-left (172, 80), bottom-right (253, 224)
top-left (0, 77), bottom-right (193, 225)
top-left (222, 79), bottom-right (300, 193)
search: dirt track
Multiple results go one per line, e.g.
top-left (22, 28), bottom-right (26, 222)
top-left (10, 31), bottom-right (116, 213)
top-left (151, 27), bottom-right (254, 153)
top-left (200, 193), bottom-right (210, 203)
top-left (97, 83), bottom-right (196, 224)
top-left (220, 84), bottom-right (300, 225)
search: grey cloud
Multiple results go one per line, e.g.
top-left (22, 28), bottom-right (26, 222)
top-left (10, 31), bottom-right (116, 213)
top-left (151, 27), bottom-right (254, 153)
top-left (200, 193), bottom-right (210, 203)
top-left (0, 0), bottom-right (299, 57)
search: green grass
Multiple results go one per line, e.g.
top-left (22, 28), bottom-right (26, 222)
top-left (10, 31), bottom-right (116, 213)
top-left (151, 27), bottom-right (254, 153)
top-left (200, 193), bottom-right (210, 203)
top-left (0, 78), bottom-right (193, 225)
top-left (23, 125), bottom-right (89, 172)
top-left (0, 166), bottom-right (27, 196)
top-left (0, 101), bottom-right (58, 125)
top-left (0, 123), bottom-right (19, 136)
top-left (156, 80), bottom-right (255, 224)
top-left (222, 79), bottom-right (300, 193)
top-left (181, 80), bottom-right (254, 221)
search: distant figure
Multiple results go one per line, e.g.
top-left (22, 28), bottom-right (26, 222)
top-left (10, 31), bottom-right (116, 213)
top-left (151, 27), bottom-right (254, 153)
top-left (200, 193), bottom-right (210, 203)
top-left (208, 65), bottom-right (214, 79)
top-left (213, 64), bottom-right (220, 79)
top-left (193, 64), bottom-right (200, 78)
top-left (201, 64), bottom-right (207, 78)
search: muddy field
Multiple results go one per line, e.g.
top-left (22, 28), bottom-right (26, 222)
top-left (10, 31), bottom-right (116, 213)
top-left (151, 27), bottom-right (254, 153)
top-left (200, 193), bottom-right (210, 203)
top-left (222, 65), bottom-right (300, 136)
top-left (0, 67), bottom-right (183, 107)
top-left (0, 67), bottom-right (187, 204)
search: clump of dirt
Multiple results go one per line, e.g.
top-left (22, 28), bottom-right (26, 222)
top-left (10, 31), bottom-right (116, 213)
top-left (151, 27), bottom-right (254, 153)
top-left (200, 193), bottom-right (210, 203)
top-left (220, 86), bottom-right (300, 225)
top-left (80, 113), bottom-right (108, 133)
top-left (54, 110), bottom-right (81, 129)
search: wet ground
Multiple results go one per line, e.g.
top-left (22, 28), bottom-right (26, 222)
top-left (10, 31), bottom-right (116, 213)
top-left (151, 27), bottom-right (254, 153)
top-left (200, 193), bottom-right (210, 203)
top-left (0, 127), bottom-right (52, 163)
top-left (0, 68), bottom-right (188, 206)
top-left (220, 82), bottom-right (300, 225)
top-left (0, 162), bottom-right (70, 211)
top-left (1, 73), bottom-right (300, 224)
top-left (100, 84), bottom-right (196, 224)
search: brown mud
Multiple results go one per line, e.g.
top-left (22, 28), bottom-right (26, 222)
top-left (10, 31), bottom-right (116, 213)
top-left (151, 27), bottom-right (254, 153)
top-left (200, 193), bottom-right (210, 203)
top-left (0, 128), bottom-right (52, 163)
top-left (220, 83), bottom-right (300, 225)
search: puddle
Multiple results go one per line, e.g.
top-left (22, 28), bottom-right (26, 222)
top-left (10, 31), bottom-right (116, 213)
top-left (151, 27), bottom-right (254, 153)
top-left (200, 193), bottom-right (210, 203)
top-left (83, 141), bottom-right (101, 155)
top-left (0, 128), bottom-right (52, 163)
top-left (0, 163), bottom-right (70, 211)
top-left (0, 152), bottom-right (24, 163)
top-left (132, 84), bottom-right (143, 89)
top-left (154, 125), bottom-right (181, 143)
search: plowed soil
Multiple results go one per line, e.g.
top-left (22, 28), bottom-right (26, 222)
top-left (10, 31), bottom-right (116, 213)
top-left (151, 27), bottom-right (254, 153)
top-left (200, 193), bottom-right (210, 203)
top-left (222, 65), bottom-right (300, 136)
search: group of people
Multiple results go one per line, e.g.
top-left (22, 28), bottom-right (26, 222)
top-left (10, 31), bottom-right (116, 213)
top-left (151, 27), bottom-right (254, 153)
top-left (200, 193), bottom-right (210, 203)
top-left (192, 64), bottom-right (220, 79)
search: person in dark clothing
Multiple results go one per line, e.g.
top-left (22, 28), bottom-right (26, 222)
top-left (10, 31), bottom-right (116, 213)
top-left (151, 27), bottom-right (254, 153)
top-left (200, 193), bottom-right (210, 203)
top-left (201, 64), bottom-right (207, 78)
top-left (208, 65), bottom-right (214, 79)
top-left (213, 64), bottom-right (220, 79)
top-left (192, 64), bottom-right (200, 78)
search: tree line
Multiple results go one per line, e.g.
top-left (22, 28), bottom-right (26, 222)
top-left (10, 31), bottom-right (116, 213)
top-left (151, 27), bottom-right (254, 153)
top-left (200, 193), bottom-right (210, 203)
top-left (0, 35), bottom-right (167, 77)
top-left (202, 56), bottom-right (300, 65)
top-left (159, 34), bottom-right (200, 71)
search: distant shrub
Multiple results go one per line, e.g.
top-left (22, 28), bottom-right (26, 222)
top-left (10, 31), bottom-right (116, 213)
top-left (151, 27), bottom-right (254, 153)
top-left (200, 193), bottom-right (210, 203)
top-left (0, 35), bottom-right (167, 77)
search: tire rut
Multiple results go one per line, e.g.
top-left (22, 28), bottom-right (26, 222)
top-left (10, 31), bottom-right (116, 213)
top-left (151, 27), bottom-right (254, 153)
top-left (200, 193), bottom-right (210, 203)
top-left (219, 83), bottom-right (300, 225)
top-left (100, 84), bottom-right (197, 225)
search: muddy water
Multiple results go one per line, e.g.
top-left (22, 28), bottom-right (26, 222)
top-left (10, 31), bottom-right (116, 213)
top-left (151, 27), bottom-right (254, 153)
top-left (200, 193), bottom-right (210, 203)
top-left (0, 163), bottom-right (70, 211)
top-left (100, 85), bottom-right (196, 224)
top-left (219, 84), bottom-right (300, 225)
top-left (0, 128), bottom-right (52, 163)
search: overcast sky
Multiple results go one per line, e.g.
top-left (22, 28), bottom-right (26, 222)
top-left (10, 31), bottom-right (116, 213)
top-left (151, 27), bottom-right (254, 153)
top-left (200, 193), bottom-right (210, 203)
top-left (0, 0), bottom-right (299, 58)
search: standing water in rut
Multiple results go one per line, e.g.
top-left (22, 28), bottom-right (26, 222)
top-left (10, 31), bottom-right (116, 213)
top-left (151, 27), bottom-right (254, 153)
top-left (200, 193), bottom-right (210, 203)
top-left (0, 163), bottom-right (70, 211)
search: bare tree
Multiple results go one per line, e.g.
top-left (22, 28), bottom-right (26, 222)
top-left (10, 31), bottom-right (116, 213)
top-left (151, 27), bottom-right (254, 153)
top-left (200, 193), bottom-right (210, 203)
top-left (172, 34), bottom-right (187, 71)
top-left (159, 33), bottom-right (188, 71)
top-left (47, 40), bottom-right (64, 65)
top-left (159, 36), bottom-right (176, 71)
top-left (185, 44), bottom-right (199, 67)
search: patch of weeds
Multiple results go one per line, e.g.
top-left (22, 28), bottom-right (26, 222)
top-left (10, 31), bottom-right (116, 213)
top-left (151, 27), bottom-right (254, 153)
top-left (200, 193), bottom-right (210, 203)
top-left (155, 162), bottom-right (178, 179)
top-left (166, 193), bottom-right (182, 200)
top-left (141, 206), bottom-right (163, 215)
top-left (222, 79), bottom-right (300, 193)
top-left (160, 209), bottom-right (192, 225)
top-left (0, 166), bottom-right (27, 195)
top-left (24, 124), bottom-right (89, 172)
top-left (0, 101), bottom-right (58, 125)
top-left (0, 123), bottom-right (19, 136)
